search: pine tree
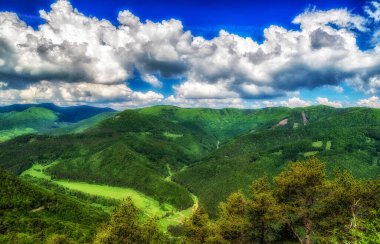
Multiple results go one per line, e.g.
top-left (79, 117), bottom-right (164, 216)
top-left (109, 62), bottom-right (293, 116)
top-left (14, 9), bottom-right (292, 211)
top-left (183, 206), bottom-right (212, 243)
top-left (248, 177), bottom-right (284, 243)
top-left (217, 192), bottom-right (250, 243)
top-left (274, 158), bottom-right (326, 244)
top-left (94, 198), bottom-right (167, 244)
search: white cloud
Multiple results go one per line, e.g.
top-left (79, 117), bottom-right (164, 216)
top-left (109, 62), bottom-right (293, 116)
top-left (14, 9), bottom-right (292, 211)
top-left (293, 7), bottom-right (367, 31)
top-left (357, 96), bottom-right (380, 108)
top-left (166, 95), bottom-right (245, 108)
top-left (324, 85), bottom-right (344, 93)
top-left (0, 80), bottom-right (163, 108)
top-left (316, 97), bottom-right (343, 107)
top-left (141, 74), bottom-right (162, 88)
top-left (0, 0), bottom-right (380, 107)
top-left (0, 81), bottom-right (7, 89)
top-left (280, 97), bottom-right (312, 107)
top-left (262, 100), bottom-right (276, 107)
top-left (365, 1), bottom-right (380, 22)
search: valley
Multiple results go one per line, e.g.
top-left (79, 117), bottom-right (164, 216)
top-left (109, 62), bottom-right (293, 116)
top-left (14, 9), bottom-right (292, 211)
top-left (21, 162), bottom-right (198, 231)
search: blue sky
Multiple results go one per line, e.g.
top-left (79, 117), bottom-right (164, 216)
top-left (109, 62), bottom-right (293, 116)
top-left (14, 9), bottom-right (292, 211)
top-left (0, 0), bottom-right (368, 39)
top-left (0, 0), bottom-right (379, 108)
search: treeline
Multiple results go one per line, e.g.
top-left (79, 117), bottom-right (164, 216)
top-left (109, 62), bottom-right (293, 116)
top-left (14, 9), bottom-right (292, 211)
top-left (100, 158), bottom-right (380, 243)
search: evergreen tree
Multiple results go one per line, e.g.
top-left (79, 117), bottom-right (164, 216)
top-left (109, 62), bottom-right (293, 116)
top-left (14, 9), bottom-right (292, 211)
top-left (320, 172), bottom-right (380, 242)
top-left (274, 158), bottom-right (326, 244)
top-left (217, 192), bottom-right (250, 243)
top-left (94, 198), bottom-right (167, 244)
top-left (248, 177), bottom-right (284, 243)
top-left (183, 206), bottom-right (212, 243)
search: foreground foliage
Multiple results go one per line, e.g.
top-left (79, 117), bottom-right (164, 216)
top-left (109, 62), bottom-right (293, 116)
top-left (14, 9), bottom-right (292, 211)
top-left (181, 158), bottom-right (380, 243)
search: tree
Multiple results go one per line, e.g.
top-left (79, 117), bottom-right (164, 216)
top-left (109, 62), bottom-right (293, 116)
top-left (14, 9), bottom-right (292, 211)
top-left (274, 158), bottom-right (326, 244)
top-left (216, 192), bottom-right (250, 243)
top-left (183, 206), bottom-right (212, 243)
top-left (320, 172), bottom-right (380, 242)
top-left (248, 177), bottom-right (284, 243)
top-left (94, 198), bottom-right (167, 244)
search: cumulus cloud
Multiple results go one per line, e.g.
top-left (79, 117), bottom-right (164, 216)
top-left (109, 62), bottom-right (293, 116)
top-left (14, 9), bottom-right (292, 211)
top-left (316, 97), bottom-right (343, 107)
top-left (357, 96), bottom-right (380, 108)
top-left (170, 2), bottom-right (380, 101)
top-left (280, 97), bottom-right (312, 107)
top-left (166, 95), bottom-right (245, 108)
top-left (0, 80), bottom-right (163, 107)
top-left (0, 0), bottom-right (380, 107)
top-left (141, 74), bottom-right (162, 88)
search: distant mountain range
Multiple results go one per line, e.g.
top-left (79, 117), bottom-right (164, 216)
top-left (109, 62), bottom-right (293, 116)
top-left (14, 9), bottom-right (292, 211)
top-left (0, 103), bottom-right (115, 142)
top-left (0, 103), bottom-right (115, 122)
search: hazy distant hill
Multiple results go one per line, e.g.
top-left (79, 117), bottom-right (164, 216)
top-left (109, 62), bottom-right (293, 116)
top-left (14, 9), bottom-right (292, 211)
top-left (0, 103), bottom-right (115, 142)
top-left (0, 103), bottom-right (114, 122)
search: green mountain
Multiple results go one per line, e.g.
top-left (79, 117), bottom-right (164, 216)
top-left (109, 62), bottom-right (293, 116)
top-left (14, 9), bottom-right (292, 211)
top-left (138, 105), bottom-right (292, 143)
top-left (0, 109), bottom-right (217, 210)
top-left (0, 168), bottom-right (107, 243)
top-left (173, 106), bottom-right (380, 215)
top-left (0, 104), bottom-right (114, 142)
top-left (49, 112), bottom-right (116, 135)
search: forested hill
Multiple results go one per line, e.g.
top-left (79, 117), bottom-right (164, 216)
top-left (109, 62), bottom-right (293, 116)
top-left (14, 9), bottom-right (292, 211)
top-left (0, 168), bottom-right (108, 243)
top-left (174, 106), bottom-right (380, 215)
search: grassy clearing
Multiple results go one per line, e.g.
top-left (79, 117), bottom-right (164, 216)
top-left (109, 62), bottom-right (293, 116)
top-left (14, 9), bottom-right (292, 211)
top-left (326, 141), bottom-right (332, 150)
top-left (158, 194), bottom-right (198, 230)
top-left (165, 164), bottom-right (173, 181)
top-left (0, 128), bottom-right (36, 142)
top-left (21, 163), bottom-right (195, 231)
top-left (163, 131), bottom-right (183, 139)
top-left (303, 151), bottom-right (319, 157)
top-left (55, 181), bottom-right (173, 216)
top-left (312, 141), bottom-right (323, 148)
top-left (293, 123), bottom-right (299, 129)
top-left (22, 164), bottom-right (172, 216)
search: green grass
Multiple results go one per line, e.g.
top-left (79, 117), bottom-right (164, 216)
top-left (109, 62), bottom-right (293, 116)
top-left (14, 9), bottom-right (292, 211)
top-left (0, 128), bottom-right (36, 142)
top-left (163, 131), bottom-right (183, 139)
top-left (326, 141), bottom-right (332, 150)
top-left (303, 151), bottom-right (319, 157)
top-left (22, 164), bottom-right (172, 215)
top-left (312, 141), bottom-right (323, 148)
top-left (21, 163), bottom-right (195, 231)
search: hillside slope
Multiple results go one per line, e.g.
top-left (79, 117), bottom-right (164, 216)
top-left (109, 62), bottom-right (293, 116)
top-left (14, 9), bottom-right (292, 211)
top-left (174, 107), bottom-right (380, 215)
top-left (0, 168), bottom-right (107, 243)
top-left (0, 110), bottom-right (216, 209)
top-left (138, 105), bottom-right (292, 143)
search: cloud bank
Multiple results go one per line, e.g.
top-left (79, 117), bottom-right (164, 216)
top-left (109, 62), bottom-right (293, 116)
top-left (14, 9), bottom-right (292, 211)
top-left (0, 0), bottom-right (379, 108)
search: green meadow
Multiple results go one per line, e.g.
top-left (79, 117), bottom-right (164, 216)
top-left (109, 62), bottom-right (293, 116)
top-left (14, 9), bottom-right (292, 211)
top-left (0, 128), bottom-right (36, 142)
top-left (21, 163), bottom-right (195, 231)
